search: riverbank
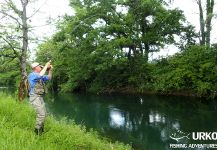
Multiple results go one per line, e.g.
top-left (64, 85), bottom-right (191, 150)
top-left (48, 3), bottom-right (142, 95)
top-left (95, 86), bottom-right (216, 99)
top-left (0, 92), bottom-right (131, 150)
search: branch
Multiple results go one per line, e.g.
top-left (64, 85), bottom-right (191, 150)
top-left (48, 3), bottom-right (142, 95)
top-left (195, 0), bottom-right (199, 5)
top-left (20, 0), bottom-right (29, 5)
top-left (27, 0), bottom-right (47, 19)
top-left (0, 52), bottom-right (17, 58)
top-left (5, 0), bottom-right (22, 16)
top-left (0, 10), bottom-right (22, 25)
top-left (0, 56), bottom-right (17, 66)
top-left (0, 35), bottom-right (20, 57)
top-left (6, 35), bottom-right (23, 40)
top-left (29, 22), bottom-right (58, 29)
top-left (0, 15), bottom-right (7, 20)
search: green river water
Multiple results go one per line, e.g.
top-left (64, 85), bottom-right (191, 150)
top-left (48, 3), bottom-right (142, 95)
top-left (44, 93), bottom-right (217, 150)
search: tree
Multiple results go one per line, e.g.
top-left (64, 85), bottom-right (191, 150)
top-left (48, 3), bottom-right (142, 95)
top-left (196, 0), bottom-right (215, 47)
top-left (0, 0), bottom-right (29, 100)
top-left (0, 0), bottom-right (45, 100)
top-left (0, 53), bottom-right (20, 86)
top-left (34, 0), bottom-right (196, 93)
top-left (124, 0), bottom-right (196, 61)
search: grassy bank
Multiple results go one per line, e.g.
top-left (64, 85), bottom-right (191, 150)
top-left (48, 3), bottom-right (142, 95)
top-left (0, 93), bottom-right (131, 150)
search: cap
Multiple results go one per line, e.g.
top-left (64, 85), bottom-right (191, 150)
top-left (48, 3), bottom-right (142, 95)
top-left (31, 62), bottom-right (43, 68)
top-left (31, 62), bottom-right (39, 68)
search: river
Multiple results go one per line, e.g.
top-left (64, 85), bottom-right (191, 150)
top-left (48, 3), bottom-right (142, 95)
top-left (43, 92), bottom-right (217, 150)
top-left (1, 87), bottom-right (217, 150)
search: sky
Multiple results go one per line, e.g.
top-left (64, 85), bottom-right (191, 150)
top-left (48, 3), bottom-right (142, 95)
top-left (24, 0), bottom-right (74, 59)
top-left (29, 0), bottom-right (74, 39)
top-left (152, 0), bottom-right (217, 59)
top-left (172, 0), bottom-right (217, 44)
top-left (0, 0), bottom-right (74, 60)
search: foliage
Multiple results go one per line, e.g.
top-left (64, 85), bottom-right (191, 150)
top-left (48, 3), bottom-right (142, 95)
top-left (0, 0), bottom-right (30, 100)
top-left (153, 45), bottom-right (217, 97)
top-left (1, 1), bottom-right (216, 99)
top-left (0, 92), bottom-right (131, 150)
top-left (0, 56), bottom-right (20, 86)
top-left (35, 0), bottom-right (197, 95)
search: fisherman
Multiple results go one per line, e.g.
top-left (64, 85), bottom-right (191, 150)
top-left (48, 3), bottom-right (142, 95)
top-left (28, 60), bottom-right (52, 135)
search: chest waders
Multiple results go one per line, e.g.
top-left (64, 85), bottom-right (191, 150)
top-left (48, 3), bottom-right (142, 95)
top-left (30, 79), bottom-right (47, 135)
top-left (33, 79), bottom-right (47, 95)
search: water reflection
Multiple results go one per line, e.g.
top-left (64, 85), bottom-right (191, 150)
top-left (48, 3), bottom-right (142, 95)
top-left (109, 108), bottom-right (125, 128)
top-left (149, 111), bottom-right (166, 124)
top-left (45, 93), bottom-right (217, 150)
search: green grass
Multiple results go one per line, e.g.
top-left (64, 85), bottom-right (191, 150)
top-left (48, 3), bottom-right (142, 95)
top-left (0, 93), bottom-right (131, 150)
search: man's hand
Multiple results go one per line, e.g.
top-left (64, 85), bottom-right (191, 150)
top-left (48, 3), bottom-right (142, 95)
top-left (48, 65), bottom-right (53, 80)
top-left (50, 65), bottom-right (53, 70)
top-left (39, 60), bottom-right (52, 76)
top-left (47, 65), bottom-right (53, 71)
top-left (45, 60), bottom-right (51, 68)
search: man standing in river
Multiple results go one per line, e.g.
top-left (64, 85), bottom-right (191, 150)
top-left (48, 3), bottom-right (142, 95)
top-left (28, 60), bottom-right (52, 135)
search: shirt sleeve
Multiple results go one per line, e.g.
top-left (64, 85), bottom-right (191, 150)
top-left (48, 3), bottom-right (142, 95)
top-left (42, 75), bottom-right (49, 82)
top-left (30, 73), bottom-right (49, 82)
top-left (31, 73), bottom-right (41, 82)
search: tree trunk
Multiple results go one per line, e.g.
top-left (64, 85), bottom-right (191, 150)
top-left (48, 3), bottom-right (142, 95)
top-left (144, 44), bottom-right (149, 62)
top-left (198, 0), bottom-right (205, 45)
top-left (197, 0), bottom-right (214, 47)
top-left (18, 0), bottom-right (28, 101)
top-left (127, 47), bottom-right (132, 60)
top-left (205, 0), bottom-right (214, 47)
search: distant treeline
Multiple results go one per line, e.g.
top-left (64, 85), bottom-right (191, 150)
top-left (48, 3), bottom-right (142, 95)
top-left (1, 0), bottom-right (217, 98)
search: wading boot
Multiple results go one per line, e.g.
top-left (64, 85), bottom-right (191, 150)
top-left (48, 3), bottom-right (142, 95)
top-left (41, 124), bottom-right (44, 133)
top-left (34, 128), bottom-right (40, 135)
top-left (34, 128), bottom-right (43, 135)
top-left (41, 126), bottom-right (44, 133)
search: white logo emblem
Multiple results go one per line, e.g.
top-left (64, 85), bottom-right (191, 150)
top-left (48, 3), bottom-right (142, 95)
top-left (170, 130), bottom-right (190, 142)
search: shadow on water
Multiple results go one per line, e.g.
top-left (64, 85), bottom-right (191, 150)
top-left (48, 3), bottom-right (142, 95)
top-left (44, 93), bottom-right (217, 150)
